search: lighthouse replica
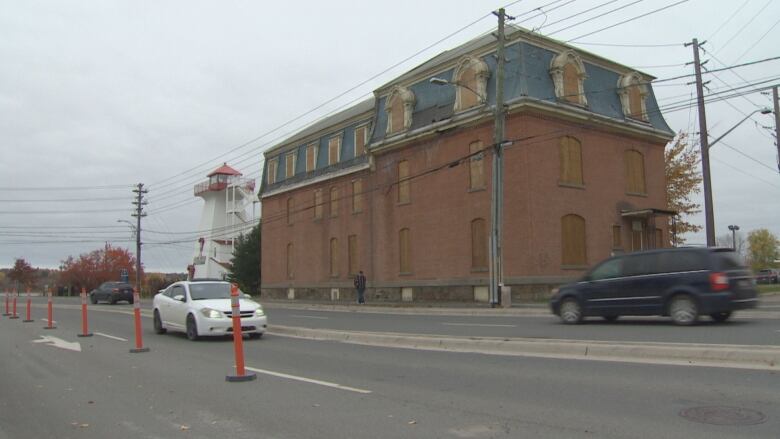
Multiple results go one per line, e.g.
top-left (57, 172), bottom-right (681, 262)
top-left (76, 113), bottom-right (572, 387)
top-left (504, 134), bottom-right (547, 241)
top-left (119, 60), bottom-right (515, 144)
top-left (190, 163), bottom-right (257, 280)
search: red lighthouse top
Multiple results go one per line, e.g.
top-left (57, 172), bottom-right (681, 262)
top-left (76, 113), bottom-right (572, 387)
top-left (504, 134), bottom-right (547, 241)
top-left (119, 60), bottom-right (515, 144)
top-left (207, 163), bottom-right (242, 178)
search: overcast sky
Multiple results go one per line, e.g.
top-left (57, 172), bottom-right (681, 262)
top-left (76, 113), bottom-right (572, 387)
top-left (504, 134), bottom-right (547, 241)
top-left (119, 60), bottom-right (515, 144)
top-left (1, 0), bottom-right (778, 272)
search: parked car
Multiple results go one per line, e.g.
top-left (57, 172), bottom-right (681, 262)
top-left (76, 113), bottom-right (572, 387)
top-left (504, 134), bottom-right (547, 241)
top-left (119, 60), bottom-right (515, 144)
top-left (90, 282), bottom-right (134, 304)
top-left (550, 247), bottom-right (758, 325)
top-left (755, 268), bottom-right (779, 284)
top-left (152, 280), bottom-right (267, 340)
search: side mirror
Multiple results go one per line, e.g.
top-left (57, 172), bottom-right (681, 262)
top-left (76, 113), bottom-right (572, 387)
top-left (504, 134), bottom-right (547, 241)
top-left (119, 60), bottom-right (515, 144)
top-left (173, 294), bottom-right (185, 302)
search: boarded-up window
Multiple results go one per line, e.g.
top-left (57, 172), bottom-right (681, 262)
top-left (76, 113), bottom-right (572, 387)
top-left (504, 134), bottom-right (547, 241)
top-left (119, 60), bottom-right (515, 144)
top-left (352, 179), bottom-right (362, 213)
top-left (286, 198), bottom-right (294, 225)
top-left (328, 137), bottom-right (340, 165)
top-left (306, 143), bottom-right (317, 172)
top-left (562, 214), bottom-right (586, 266)
top-left (355, 126), bottom-right (367, 156)
top-left (655, 228), bottom-right (663, 249)
top-left (329, 238), bottom-right (338, 277)
top-left (348, 235), bottom-right (358, 276)
top-left (399, 228), bottom-right (411, 273)
top-left (285, 152), bottom-right (296, 178)
top-left (286, 243), bottom-right (294, 279)
top-left (628, 85), bottom-right (645, 120)
top-left (267, 159), bottom-right (278, 184)
top-left (563, 63), bottom-right (580, 104)
top-left (612, 225), bottom-right (622, 249)
top-left (330, 187), bottom-right (339, 217)
top-left (471, 218), bottom-right (487, 270)
top-left (458, 66), bottom-right (478, 109)
top-left (559, 136), bottom-right (583, 185)
top-left (631, 220), bottom-right (644, 251)
top-left (624, 150), bottom-right (646, 194)
top-left (398, 160), bottom-right (410, 203)
top-left (389, 97), bottom-right (405, 134)
top-left (313, 189), bottom-right (323, 220)
top-left (469, 141), bottom-right (485, 190)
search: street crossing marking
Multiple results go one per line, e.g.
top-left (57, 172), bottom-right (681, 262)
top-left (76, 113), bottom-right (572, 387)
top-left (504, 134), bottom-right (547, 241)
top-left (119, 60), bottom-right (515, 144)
top-left (442, 322), bottom-right (516, 328)
top-left (289, 314), bottom-right (329, 320)
top-left (245, 366), bottom-right (371, 394)
top-left (94, 332), bottom-right (128, 342)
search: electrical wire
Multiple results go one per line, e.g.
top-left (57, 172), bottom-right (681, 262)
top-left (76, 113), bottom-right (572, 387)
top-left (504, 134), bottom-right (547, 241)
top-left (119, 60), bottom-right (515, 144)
top-left (564, 0), bottom-right (690, 42)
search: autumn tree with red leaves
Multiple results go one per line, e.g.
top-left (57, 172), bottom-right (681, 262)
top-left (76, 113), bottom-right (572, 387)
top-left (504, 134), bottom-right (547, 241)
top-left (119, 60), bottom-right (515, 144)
top-left (8, 258), bottom-right (36, 289)
top-left (59, 244), bottom-right (140, 292)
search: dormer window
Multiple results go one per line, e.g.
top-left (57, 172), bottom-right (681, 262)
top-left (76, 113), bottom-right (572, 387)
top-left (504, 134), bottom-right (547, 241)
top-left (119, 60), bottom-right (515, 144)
top-left (385, 86), bottom-right (415, 135)
top-left (452, 56), bottom-right (490, 112)
top-left (550, 50), bottom-right (588, 106)
top-left (266, 158), bottom-right (278, 184)
top-left (618, 72), bottom-right (649, 122)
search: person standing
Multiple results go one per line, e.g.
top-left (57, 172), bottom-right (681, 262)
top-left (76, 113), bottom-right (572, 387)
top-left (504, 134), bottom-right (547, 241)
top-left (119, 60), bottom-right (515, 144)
top-left (354, 270), bottom-right (367, 304)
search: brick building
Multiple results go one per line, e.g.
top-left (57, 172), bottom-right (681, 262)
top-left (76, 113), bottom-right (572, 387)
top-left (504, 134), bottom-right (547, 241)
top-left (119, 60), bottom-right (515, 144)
top-left (259, 26), bottom-right (675, 302)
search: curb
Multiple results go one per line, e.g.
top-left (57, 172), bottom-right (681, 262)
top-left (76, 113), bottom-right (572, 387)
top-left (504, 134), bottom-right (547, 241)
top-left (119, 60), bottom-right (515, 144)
top-left (269, 325), bottom-right (780, 371)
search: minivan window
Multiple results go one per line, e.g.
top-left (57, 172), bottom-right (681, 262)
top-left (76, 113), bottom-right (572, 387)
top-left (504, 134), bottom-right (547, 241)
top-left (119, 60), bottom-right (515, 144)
top-left (713, 250), bottom-right (744, 270)
top-left (588, 258), bottom-right (623, 280)
top-left (657, 250), bottom-right (707, 273)
top-left (623, 253), bottom-right (660, 277)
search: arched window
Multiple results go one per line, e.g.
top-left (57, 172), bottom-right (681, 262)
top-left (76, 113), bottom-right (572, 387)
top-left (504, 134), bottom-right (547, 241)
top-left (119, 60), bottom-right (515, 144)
top-left (562, 214), bottom-right (587, 266)
top-left (452, 56), bottom-right (490, 112)
top-left (286, 243), bottom-right (294, 279)
top-left (550, 50), bottom-right (588, 106)
top-left (329, 237), bottom-right (339, 277)
top-left (618, 72), bottom-right (649, 121)
top-left (313, 189), bottom-right (323, 219)
top-left (471, 218), bottom-right (487, 270)
top-left (559, 136), bottom-right (583, 186)
top-left (469, 140), bottom-right (485, 190)
top-left (399, 228), bottom-right (411, 274)
top-left (624, 150), bottom-right (646, 194)
top-left (385, 86), bottom-right (415, 135)
top-left (330, 186), bottom-right (340, 217)
top-left (286, 198), bottom-right (294, 225)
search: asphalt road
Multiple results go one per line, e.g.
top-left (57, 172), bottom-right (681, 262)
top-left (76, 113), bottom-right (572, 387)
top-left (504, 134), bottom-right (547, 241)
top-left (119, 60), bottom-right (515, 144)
top-left (1, 301), bottom-right (778, 438)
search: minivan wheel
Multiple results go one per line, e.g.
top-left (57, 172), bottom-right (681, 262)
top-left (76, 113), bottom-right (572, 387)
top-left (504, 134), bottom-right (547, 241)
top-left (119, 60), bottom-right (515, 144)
top-left (186, 315), bottom-right (199, 341)
top-left (153, 310), bottom-right (166, 334)
top-left (669, 295), bottom-right (698, 326)
top-left (710, 311), bottom-right (732, 323)
top-left (560, 298), bottom-right (583, 324)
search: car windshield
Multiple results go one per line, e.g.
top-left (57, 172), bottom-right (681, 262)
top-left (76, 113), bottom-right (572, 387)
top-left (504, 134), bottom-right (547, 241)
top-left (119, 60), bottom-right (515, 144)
top-left (188, 283), bottom-right (234, 300)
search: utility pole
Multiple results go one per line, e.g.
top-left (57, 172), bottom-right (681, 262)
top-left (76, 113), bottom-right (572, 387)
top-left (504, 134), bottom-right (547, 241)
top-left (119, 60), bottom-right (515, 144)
top-left (489, 8), bottom-right (511, 307)
top-left (773, 86), bottom-right (779, 172)
top-left (131, 183), bottom-right (148, 296)
top-left (686, 38), bottom-right (715, 247)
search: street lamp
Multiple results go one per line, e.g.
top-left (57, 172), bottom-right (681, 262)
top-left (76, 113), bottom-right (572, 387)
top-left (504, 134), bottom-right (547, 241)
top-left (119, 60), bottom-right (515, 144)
top-left (701, 107), bottom-right (773, 246)
top-left (728, 224), bottom-right (740, 250)
top-left (429, 77), bottom-right (485, 101)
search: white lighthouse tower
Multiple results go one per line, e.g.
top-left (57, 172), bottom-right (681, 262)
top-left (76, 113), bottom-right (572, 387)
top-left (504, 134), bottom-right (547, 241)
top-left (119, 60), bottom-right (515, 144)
top-left (190, 163), bottom-right (257, 280)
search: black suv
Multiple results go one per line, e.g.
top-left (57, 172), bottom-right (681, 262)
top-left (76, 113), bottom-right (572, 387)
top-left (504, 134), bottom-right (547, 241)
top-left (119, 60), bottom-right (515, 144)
top-left (90, 282), bottom-right (134, 304)
top-left (550, 247), bottom-right (758, 325)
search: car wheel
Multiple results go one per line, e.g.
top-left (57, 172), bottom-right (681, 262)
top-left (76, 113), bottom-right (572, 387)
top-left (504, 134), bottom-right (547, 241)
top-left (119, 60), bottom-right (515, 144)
top-left (559, 298), bottom-right (583, 324)
top-left (153, 310), bottom-right (166, 334)
top-left (110, 296), bottom-right (117, 305)
top-left (602, 315), bottom-right (619, 322)
top-left (669, 295), bottom-right (698, 326)
top-left (186, 315), bottom-right (199, 341)
top-left (710, 311), bottom-right (732, 323)
top-left (90, 294), bottom-right (98, 305)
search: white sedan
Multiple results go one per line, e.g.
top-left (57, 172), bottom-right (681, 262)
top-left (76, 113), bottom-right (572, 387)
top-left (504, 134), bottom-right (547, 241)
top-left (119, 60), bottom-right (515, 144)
top-left (152, 280), bottom-right (267, 340)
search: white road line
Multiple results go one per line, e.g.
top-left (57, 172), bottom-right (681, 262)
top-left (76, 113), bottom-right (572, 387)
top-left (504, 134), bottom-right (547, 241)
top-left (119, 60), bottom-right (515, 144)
top-left (442, 322), bottom-right (517, 328)
top-left (244, 366), bottom-right (372, 394)
top-left (289, 314), bottom-right (329, 320)
top-left (94, 332), bottom-right (128, 342)
top-left (39, 319), bottom-right (57, 324)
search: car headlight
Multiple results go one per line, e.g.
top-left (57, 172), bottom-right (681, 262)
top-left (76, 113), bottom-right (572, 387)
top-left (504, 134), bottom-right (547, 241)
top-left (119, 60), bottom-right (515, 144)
top-left (255, 307), bottom-right (265, 317)
top-left (200, 308), bottom-right (223, 319)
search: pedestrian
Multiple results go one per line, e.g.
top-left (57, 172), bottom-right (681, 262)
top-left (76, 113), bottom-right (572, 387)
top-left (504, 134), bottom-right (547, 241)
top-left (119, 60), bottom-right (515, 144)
top-left (354, 270), bottom-right (367, 304)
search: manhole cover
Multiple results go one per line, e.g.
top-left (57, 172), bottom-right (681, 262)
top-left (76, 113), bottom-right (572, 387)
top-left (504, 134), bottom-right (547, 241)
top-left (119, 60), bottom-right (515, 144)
top-left (679, 406), bottom-right (766, 426)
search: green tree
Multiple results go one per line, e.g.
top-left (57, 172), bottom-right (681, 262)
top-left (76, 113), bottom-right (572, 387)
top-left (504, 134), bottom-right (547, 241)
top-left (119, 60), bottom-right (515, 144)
top-left (747, 229), bottom-right (780, 271)
top-left (665, 132), bottom-right (702, 245)
top-left (228, 223), bottom-right (261, 295)
top-left (8, 258), bottom-right (36, 289)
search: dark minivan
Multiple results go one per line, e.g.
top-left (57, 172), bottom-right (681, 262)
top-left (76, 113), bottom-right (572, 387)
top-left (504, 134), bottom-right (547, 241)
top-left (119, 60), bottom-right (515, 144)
top-left (90, 282), bottom-right (134, 304)
top-left (550, 247), bottom-right (758, 325)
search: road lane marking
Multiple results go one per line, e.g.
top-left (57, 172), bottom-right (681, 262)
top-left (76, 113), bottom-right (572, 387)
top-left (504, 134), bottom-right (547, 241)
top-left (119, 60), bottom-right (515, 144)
top-left (31, 335), bottom-right (81, 352)
top-left (244, 366), bottom-right (371, 394)
top-left (289, 314), bottom-right (329, 320)
top-left (40, 319), bottom-right (57, 324)
top-left (442, 322), bottom-right (516, 328)
top-left (94, 332), bottom-right (128, 342)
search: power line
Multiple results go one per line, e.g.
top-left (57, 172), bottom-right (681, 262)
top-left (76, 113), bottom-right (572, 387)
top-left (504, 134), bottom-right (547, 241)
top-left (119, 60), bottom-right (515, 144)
top-left (571, 41), bottom-right (682, 48)
top-left (565, 0), bottom-right (690, 42)
top-left (713, 0), bottom-right (772, 53)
